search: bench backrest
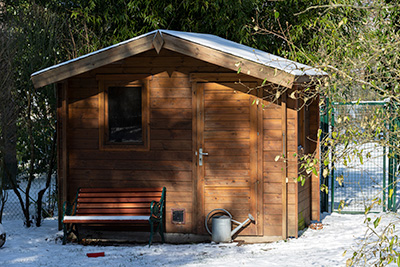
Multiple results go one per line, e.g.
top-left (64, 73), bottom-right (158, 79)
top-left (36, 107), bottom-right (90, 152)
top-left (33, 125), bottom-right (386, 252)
top-left (74, 188), bottom-right (165, 216)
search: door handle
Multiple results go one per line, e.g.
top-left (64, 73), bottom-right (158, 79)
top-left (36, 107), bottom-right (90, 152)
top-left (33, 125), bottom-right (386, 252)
top-left (199, 148), bottom-right (208, 166)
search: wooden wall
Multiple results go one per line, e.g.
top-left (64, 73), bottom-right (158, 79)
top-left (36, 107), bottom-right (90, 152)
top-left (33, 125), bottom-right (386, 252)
top-left (262, 102), bottom-right (284, 237)
top-left (64, 49), bottom-right (231, 234)
top-left (262, 95), bottom-right (298, 238)
top-left (58, 47), bottom-right (319, 238)
top-left (309, 99), bottom-right (320, 221)
top-left (286, 97), bottom-right (299, 237)
top-left (297, 96), bottom-right (320, 231)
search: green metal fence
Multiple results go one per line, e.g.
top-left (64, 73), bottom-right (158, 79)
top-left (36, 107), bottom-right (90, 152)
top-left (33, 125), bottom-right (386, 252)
top-left (320, 100), bottom-right (399, 213)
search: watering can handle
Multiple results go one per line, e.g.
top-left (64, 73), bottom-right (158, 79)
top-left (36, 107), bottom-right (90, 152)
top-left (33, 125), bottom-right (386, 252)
top-left (205, 208), bottom-right (232, 235)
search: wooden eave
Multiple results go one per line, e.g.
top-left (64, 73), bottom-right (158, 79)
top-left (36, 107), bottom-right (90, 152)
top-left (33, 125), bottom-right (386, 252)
top-left (31, 33), bottom-right (155, 89)
top-left (160, 32), bottom-right (296, 88)
top-left (31, 30), bottom-right (320, 89)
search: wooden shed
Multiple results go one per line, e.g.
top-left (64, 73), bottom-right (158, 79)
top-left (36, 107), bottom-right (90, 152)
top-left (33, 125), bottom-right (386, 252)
top-left (31, 30), bottom-right (323, 242)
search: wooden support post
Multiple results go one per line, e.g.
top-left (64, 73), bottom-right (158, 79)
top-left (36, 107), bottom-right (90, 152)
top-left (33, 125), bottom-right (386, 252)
top-left (196, 83), bottom-right (205, 233)
top-left (281, 92), bottom-right (288, 239)
top-left (192, 82), bottom-right (198, 234)
top-left (257, 87), bottom-right (264, 236)
top-left (250, 94), bottom-right (258, 235)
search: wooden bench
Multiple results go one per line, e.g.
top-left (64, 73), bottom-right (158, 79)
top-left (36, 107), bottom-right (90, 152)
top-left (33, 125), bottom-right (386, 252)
top-left (62, 187), bottom-right (165, 246)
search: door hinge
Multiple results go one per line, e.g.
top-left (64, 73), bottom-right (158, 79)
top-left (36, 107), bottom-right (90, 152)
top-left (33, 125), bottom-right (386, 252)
top-left (286, 177), bottom-right (289, 183)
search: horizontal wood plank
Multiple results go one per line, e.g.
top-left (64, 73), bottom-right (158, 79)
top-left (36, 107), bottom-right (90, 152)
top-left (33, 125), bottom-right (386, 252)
top-left (150, 88), bottom-right (191, 98)
top-left (150, 77), bottom-right (191, 88)
top-left (204, 130), bottom-right (250, 139)
top-left (150, 140), bottom-right (192, 150)
top-left (204, 140), bottom-right (250, 149)
top-left (151, 129), bottom-right (192, 140)
top-left (70, 159), bottom-right (192, 171)
top-left (150, 108), bottom-right (192, 119)
top-left (204, 120), bottom-right (250, 130)
top-left (69, 169), bottom-right (192, 181)
top-left (150, 119), bottom-right (191, 129)
top-left (205, 107), bottom-right (249, 114)
top-left (151, 98), bottom-right (191, 109)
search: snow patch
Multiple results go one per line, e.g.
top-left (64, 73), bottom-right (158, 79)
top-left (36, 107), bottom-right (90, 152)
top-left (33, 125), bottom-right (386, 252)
top-left (1, 213), bottom-right (398, 266)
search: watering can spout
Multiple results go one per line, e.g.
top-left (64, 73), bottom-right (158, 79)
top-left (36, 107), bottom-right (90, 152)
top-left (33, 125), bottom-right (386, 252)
top-left (231, 213), bottom-right (255, 237)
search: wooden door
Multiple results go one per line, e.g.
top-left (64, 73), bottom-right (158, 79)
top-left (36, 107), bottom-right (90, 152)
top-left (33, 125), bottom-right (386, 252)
top-left (196, 82), bottom-right (259, 235)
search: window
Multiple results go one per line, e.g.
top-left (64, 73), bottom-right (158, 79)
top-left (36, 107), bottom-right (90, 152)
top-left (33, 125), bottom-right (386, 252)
top-left (99, 77), bottom-right (149, 150)
top-left (108, 86), bottom-right (142, 143)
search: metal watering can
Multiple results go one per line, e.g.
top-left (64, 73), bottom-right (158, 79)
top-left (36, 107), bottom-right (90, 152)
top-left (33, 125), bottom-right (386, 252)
top-left (205, 209), bottom-right (255, 243)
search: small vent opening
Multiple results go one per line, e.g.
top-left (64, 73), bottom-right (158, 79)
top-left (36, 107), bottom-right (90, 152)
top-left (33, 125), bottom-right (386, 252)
top-left (172, 209), bottom-right (185, 224)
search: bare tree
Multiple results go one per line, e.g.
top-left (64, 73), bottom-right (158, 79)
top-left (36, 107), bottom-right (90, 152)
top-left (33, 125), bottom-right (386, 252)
top-left (0, 4), bottom-right (18, 223)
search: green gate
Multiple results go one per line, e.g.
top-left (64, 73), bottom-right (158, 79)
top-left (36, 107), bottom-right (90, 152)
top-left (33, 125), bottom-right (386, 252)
top-left (320, 100), bottom-right (399, 213)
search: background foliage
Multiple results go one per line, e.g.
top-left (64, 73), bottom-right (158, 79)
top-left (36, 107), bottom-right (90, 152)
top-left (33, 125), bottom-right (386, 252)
top-left (0, 0), bottom-right (399, 265)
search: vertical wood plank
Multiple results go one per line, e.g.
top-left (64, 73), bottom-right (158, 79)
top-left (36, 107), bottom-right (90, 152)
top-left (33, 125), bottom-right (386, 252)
top-left (142, 79), bottom-right (150, 150)
top-left (293, 88), bottom-right (299, 238)
top-left (191, 82), bottom-right (198, 233)
top-left (62, 80), bottom-right (68, 217)
top-left (249, 94), bottom-right (258, 235)
top-left (196, 83), bottom-right (205, 233)
top-left (281, 92), bottom-right (288, 239)
top-left (299, 95), bottom-right (305, 150)
top-left (98, 80), bottom-right (105, 149)
top-left (304, 93), bottom-right (309, 154)
top-left (56, 83), bottom-right (62, 229)
top-left (311, 96), bottom-right (321, 221)
top-left (257, 87), bottom-right (264, 236)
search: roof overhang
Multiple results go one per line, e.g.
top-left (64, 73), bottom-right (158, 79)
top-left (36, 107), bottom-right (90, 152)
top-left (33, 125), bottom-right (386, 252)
top-left (31, 30), bottom-right (327, 89)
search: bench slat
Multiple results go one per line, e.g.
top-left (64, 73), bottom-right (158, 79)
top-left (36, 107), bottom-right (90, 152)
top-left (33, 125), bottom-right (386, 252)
top-left (79, 188), bottom-right (164, 193)
top-left (76, 215), bottom-right (149, 217)
top-left (77, 203), bottom-right (150, 208)
top-left (78, 192), bottom-right (162, 198)
top-left (63, 220), bottom-right (149, 224)
top-left (77, 208), bottom-right (150, 214)
top-left (63, 215), bottom-right (150, 224)
top-left (77, 197), bottom-right (157, 203)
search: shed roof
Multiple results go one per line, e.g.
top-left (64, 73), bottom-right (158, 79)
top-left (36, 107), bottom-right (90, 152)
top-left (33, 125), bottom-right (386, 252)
top-left (31, 30), bottom-right (326, 89)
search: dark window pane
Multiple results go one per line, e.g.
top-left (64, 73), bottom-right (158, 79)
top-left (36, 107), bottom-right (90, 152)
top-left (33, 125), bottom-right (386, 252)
top-left (108, 86), bottom-right (142, 143)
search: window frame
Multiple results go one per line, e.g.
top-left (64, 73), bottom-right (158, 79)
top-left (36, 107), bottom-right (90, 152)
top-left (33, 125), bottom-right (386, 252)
top-left (98, 76), bottom-right (150, 151)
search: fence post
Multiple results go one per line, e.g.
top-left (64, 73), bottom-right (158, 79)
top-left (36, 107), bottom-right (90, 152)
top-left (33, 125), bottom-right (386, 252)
top-left (330, 104), bottom-right (335, 213)
top-left (320, 97), bottom-right (330, 212)
top-left (393, 114), bottom-right (400, 211)
top-left (383, 144), bottom-right (386, 212)
top-left (388, 100), bottom-right (396, 211)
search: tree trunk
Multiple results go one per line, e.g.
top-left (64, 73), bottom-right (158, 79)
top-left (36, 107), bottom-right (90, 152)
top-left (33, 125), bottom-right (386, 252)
top-left (0, 190), bottom-right (8, 224)
top-left (36, 129), bottom-right (56, 226)
top-left (24, 89), bottom-right (35, 228)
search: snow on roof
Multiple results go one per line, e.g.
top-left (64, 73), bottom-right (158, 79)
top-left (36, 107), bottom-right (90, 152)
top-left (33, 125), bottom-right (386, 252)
top-left (31, 30), bottom-right (157, 77)
top-left (31, 29), bottom-right (326, 79)
top-left (159, 30), bottom-right (326, 76)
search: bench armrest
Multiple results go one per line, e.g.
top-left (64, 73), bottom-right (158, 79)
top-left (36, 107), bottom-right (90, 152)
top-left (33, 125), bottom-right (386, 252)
top-left (149, 187), bottom-right (166, 222)
top-left (62, 189), bottom-right (79, 221)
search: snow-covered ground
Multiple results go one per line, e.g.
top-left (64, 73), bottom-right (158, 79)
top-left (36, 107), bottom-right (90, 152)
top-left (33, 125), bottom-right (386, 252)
top-left (0, 212), bottom-right (398, 266)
